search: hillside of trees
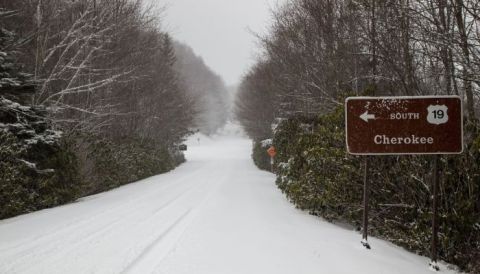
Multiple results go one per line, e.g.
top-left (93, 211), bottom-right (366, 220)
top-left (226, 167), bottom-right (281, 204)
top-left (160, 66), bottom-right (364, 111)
top-left (174, 42), bottom-right (230, 135)
top-left (0, 0), bottom-right (227, 219)
top-left (236, 0), bottom-right (479, 272)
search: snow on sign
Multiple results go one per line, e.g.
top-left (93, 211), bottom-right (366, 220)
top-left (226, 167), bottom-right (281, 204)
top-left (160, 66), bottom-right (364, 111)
top-left (345, 96), bottom-right (463, 155)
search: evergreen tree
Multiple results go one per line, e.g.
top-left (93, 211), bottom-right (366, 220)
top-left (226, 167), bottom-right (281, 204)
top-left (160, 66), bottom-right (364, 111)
top-left (0, 26), bottom-right (34, 102)
top-left (0, 21), bottom-right (79, 219)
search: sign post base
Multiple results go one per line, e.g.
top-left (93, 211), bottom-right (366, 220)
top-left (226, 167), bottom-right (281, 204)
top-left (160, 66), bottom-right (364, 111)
top-left (430, 155), bottom-right (440, 271)
top-left (429, 261), bottom-right (440, 272)
top-left (361, 238), bottom-right (371, 250)
top-left (362, 156), bottom-right (371, 250)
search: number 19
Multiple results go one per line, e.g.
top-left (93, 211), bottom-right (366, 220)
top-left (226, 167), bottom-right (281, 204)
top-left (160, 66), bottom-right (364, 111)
top-left (433, 110), bottom-right (445, 119)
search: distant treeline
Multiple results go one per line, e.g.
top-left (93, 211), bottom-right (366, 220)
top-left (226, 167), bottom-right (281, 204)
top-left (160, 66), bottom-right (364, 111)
top-left (174, 42), bottom-right (230, 135)
top-left (0, 0), bottom-right (228, 219)
top-left (236, 0), bottom-right (479, 272)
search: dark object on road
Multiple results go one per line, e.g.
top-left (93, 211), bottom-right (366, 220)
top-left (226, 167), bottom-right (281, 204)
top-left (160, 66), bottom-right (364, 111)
top-left (179, 144), bottom-right (188, 151)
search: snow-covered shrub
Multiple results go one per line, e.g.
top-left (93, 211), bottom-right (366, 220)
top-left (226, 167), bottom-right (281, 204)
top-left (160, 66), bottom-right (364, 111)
top-left (77, 136), bottom-right (184, 195)
top-left (0, 114), bottom-right (80, 219)
top-left (0, 132), bottom-right (34, 218)
top-left (0, 23), bottom-right (81, 218)
top-left (251, 140), bottom-right (272, 171)
top-left (274, 109), bottom-right (362, 219)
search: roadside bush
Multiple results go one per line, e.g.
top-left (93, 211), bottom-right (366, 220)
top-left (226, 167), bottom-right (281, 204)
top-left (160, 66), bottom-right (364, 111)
top-left (0, 132), bottom-right (33, 218)
top-left (252, 141), bottom-right (272, 171)
top-left (0, 98), bottom-right (80, 219)
top-left (0, 132), bottom-right (80, 219)
top-left (30, 138), bottom-right (80, 208)
top-left (0, 130), bottom-right (186, 219)
top-left (78, 136), bottom-right (184, 195)
top-left (273, 106), bottom-right (480, 273)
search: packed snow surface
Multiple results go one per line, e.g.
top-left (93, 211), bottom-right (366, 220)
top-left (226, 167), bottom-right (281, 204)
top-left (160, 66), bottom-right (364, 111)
top-left (0, 127), bottom-right (458, 274)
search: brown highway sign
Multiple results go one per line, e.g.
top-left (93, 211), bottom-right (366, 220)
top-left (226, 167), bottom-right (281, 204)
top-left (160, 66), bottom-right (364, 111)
top-left (345, 96), bottom-right (463, 155)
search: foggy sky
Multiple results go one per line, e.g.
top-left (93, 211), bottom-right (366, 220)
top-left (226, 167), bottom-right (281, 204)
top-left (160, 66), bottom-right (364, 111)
top-left (160, 0), bottom-right (285, 86)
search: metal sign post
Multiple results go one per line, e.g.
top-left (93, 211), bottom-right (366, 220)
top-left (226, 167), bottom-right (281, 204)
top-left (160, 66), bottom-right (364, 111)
top-left (430, 155), bottom-right (440, 271)
top-left (345, 96), bottom-right (463, 269)
top-left (362, 156), bottom-right (371, 249)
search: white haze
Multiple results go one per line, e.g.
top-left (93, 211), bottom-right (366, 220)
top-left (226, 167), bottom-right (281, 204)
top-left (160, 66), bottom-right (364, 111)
top-left (161, 0), bottom-right (286, 86)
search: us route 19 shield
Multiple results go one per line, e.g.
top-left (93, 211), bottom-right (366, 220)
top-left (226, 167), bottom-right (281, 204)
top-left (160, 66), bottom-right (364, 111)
top-left (345, 96), bottom-right (463, 155)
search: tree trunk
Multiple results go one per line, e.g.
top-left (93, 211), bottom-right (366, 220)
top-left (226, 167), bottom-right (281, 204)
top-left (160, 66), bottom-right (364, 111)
top-left (453, 0), bottom-right (475, 119)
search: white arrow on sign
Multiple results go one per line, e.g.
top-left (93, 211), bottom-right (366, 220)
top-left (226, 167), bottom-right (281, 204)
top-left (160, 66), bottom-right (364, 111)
top-left (360, 111), bottom-right (376, 122)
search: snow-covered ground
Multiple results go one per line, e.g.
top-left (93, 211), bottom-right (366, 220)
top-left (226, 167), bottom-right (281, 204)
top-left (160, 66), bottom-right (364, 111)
top-left (0, 126), bottom-right (458, 274)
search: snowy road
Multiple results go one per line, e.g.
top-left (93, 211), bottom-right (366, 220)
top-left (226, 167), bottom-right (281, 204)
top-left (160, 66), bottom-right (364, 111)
top-left (0, 132), bottom-right (457, 274)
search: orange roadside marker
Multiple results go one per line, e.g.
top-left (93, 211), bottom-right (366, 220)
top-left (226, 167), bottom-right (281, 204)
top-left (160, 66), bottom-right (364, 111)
top-left (267, 146), bottom-right (277, 158)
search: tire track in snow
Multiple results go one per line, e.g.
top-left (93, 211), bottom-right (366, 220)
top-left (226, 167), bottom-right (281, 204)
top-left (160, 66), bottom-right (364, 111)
top-left (0, 162), bottom-right (211, 274)
top-left (118, 176), bottom-right (224, 274)
top-left (120, 209), bottom-right (193, 274)
top-left (0, 166), bottom-right (201, 255)
top-left (149, 161), bottom-right (236, 273)
top-left (120, 162), bottom-right (231, 274)
top-left (10, 183), bottom-right (199, 274)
